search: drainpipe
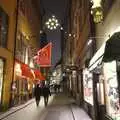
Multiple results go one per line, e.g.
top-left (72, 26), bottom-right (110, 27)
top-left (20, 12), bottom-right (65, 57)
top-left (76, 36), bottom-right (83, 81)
top-left (9, 0), bottom-right (19, 107)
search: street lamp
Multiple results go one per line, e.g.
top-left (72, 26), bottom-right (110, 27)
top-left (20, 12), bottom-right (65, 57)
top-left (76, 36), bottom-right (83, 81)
top-left (45, 15), bottom-right (60, 30)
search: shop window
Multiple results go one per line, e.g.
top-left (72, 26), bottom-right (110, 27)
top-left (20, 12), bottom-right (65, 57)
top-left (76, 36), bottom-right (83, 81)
top-left (21, 41), bottom-right (28, 63)
top-left (0, 58), bottom-right (5, 103)
top-left (83, 68), bottom-right (93, 105)
top-left (103, 61), bottom-right (120, 120)
top-left (16, 32), bottom-right (23, 60)
top-left (97, 75), bottom-right (105, 105)
top-left (16, 32), bottom-right (28, 63)
top-left (0, 7), bottom-right (8, 48)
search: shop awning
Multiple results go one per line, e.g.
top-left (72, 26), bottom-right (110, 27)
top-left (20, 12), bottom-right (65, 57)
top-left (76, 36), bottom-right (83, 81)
top-left (103, 32), bottom-right (120, 62)
top-left (21, 64), bottom-right (34, 79)
top-left (89, 43), bottom-right (105, 71)
top-left (89, 32), bottom-right (120, 71)
top-left (15, 60), bottom-right (34, 79)
top-left (34, 70), bottom-right (45, 80)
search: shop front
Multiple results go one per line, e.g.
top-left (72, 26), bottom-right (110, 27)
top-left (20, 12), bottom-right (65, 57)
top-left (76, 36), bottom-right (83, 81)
top-left (11, 60), bottom-right (45, 106)
top-left (0, 58), bottom-right (5, 108)
top-left (88, 32), bottom-right (120, 120)
top-left (82, 68), bottom-right (95, 119)
top-left (11, 60), bottom-right (34, 106)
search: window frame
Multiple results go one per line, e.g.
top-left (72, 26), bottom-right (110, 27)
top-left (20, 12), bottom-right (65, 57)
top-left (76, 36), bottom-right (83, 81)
top-left (0, 7), bottom-right (9, 48)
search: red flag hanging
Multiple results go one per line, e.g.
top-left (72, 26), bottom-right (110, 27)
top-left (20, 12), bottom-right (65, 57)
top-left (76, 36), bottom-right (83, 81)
top-left (34, 42), bottom-right (52, 67)
top-left (34, 70), bottom-right (45, 80)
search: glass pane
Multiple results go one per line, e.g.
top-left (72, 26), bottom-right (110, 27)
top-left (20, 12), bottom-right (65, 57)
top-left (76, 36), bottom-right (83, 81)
top-left (0, 59), bottom-right (4, 103)
top-left (83, 68), bottom-right (93, 105)
top-left (0, 7), bottom-right (8, 48)
top-left (103, 61), bottom-right (120, 120)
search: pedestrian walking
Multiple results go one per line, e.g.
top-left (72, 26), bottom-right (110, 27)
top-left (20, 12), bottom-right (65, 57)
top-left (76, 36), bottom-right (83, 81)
top-left (42, 84), bottom-right (51, 106)
top-left (34, 83), bottom-right (41, 107)
top-left (54, 84), bottom-right (57, 93)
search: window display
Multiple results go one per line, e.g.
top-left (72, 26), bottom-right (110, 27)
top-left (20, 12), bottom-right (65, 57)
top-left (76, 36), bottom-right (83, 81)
top-left (103, 61), bottom-right (120, 120)
top-left (0, 59), bottom-right (4, 103)
top-left (83, 68), bottom-right (93, 105)
top-left (97, 75), bottom-right (105, 105)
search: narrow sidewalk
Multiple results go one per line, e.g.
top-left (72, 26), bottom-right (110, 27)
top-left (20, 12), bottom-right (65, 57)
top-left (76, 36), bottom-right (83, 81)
top-left (0, 93), bottom-right (91, 120)
top-left (0, 95), bottom-right (55, 119)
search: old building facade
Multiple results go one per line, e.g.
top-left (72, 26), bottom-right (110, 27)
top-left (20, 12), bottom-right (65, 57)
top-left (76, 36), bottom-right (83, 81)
top-left (0, 0), bottom-right (41, 111)
top-left (0, 0), bottom-right (17, 110)
top-left (11, 0), bottom-right (41, 107)
top-left (89, 0), bottom-right (120, 120)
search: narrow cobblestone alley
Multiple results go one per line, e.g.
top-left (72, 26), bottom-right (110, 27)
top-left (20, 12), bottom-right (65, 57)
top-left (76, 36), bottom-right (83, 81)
top-left (0, 93), bottom-right (91, 120)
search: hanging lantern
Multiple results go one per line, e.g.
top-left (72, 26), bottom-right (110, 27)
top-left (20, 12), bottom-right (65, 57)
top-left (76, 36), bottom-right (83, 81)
top-left (91, 0), bottom-right (103, 23)
top-left (91, 7), bottom-right (103, 23)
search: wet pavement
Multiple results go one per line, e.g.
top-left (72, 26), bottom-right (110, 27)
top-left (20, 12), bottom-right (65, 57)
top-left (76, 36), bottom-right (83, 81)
top-left (0, 93), bottom-right (91, 120)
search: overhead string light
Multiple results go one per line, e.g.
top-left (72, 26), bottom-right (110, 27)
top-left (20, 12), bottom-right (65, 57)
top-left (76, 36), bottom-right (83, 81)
top-left (45, 15), bottom-right (60, 30)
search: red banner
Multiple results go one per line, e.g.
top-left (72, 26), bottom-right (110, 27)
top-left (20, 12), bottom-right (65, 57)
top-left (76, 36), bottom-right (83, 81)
top-left (34, 42), bottom-right (52, 67)
top-left (34, 70), bottom-right (45, 80)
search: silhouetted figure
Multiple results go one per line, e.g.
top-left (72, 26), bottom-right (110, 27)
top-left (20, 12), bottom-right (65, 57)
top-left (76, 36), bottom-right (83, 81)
top-left (54, 84), bottom-right (57, 93)
top-left (57, 84), bottom-right (61, 92)
top-left (54, 84), bottom-right (61, 93)
top-left (34, 84), bottom-right (41, 107)
top-left (42, 85), bottom-right (51, 106)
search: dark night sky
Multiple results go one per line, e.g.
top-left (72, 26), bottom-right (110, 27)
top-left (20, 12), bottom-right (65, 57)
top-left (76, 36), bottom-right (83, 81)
top-left (41, 0), bottom-right (69, 66)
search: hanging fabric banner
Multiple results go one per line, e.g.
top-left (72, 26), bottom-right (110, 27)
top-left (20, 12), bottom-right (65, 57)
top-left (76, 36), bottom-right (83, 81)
top-left (34, 70), bottom-right (45, 80)
top-left (34, 42), bottom-right (52, 67)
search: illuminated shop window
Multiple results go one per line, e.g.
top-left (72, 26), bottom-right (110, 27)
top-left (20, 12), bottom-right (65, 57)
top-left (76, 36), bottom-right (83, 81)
top-left (103, 61), bottom-right (120, 120)
top-left (0, 58), bottom-right (4, 103)
top-left (83, 68), bottom-right (93, 105)
top-left (0, 7), bottom-right (8, 48)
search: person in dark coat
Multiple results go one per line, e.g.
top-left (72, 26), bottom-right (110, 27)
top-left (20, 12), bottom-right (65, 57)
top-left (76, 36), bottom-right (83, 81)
top-left (42, 85), bottom-right (51, 106)
top-left (34, 84), bottom-right (41, 107)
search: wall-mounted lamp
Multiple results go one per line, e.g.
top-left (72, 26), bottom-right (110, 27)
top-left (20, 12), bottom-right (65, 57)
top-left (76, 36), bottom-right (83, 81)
top-left (40, 30), bottom-right (43, 34)
top-left (69, 34), bottom-right (72, 37)
top-left (87, 39), bottom-right (93, 46)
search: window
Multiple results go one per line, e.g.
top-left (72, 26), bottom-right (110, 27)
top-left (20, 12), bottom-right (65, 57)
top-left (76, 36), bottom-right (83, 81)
top-left (103, 61), bottom-right (120, 120)
top-left (19, 0), bottom-right (25, 15)
top-left (83, 68), bottom-right (93, 105)
top-left (0, 7), bottom-right (8, 48)
top-left (16, 32), bottom-right (28, 63)
top-left (0, 58), bottom-right (5, 103)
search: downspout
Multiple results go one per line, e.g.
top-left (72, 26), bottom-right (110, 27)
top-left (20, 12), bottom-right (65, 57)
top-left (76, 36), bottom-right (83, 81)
top-left (9, 0), bottom-right (19, 107)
